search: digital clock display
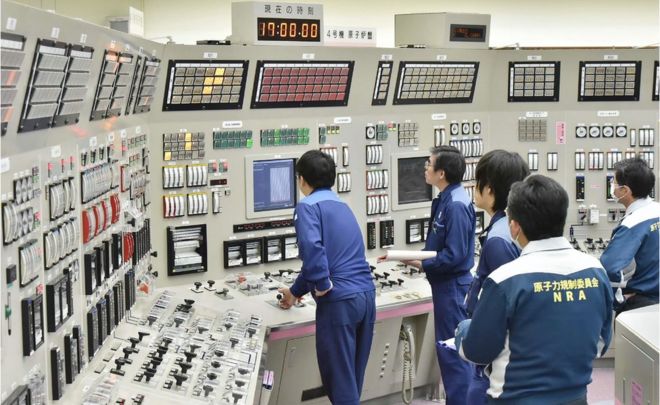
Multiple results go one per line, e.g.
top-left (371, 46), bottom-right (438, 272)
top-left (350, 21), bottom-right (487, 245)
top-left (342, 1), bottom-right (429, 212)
top-left (257, 17), bottom-right (321, 42)
top-left (449, 24), bottom-right (487, 42)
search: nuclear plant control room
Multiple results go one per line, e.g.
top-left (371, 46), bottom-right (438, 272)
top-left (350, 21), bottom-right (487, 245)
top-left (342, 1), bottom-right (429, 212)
top-left (0, 1), bottom-right (658, 404)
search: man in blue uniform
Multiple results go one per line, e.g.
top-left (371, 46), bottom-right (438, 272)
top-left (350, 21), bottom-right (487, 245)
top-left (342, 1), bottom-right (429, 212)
top-left (600, 157), bottom-right (659, 315)
top-left (464, 150), bottom-right (529, 405)
top-left (456, 175), bottom-right (613, 405)
top-left (278, 150), bottom-right (376, 405)
top-left (395, 146), bottom-right (475, 405)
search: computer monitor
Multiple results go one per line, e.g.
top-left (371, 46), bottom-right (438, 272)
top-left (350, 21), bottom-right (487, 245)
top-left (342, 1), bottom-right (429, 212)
top-left (245, 154), bottom-right (298, 219)
top-left (391, 152), bottom-right (434, 211)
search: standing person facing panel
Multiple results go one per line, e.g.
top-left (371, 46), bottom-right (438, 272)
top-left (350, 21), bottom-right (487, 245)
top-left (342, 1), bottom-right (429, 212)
top-left (456, 175), bottom-right (613, 405)
top-left (277, 150), bottom-right (376, 405)
top-left (464, 150), bottom-right (529, 405)
top-left (600, 157), bottom-right (659, 315)
top-left (381, 145), bottom-right (474, 405)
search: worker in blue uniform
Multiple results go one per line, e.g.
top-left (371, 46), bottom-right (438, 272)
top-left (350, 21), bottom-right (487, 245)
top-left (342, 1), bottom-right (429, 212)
top-left (455, 175), bottom-right (613, 405)
top-left (384, 146), bottom-right (474, 405)
top-left (278, 150), bottom-right (376, 405)
top-left (464, 150), bottom-right (529, 405)
top-left (600, 157), bottom-right (659, 315)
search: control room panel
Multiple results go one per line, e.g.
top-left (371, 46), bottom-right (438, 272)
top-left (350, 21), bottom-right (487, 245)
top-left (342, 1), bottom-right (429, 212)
top-left (0, 2), bottom-right (657, 404)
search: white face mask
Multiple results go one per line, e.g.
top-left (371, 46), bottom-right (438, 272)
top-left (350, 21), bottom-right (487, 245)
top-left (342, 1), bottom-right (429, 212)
top-left (512, 232), bottom-right (523, 251)
top-left (610, 182), bottom-right (626, 204)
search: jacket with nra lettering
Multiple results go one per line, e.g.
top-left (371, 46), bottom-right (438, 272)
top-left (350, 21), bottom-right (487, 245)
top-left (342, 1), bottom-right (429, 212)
top-left (457, 237), bottom-right (613, 404)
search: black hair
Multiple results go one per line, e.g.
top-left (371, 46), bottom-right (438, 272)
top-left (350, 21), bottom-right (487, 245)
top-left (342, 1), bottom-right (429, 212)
top-left (430, 145), bottom-right (465, 184)
top-left (507, 175), bottom-right (568, 241)
top-left (614, 157), bottom-right (655, 199)
top-left (295, 150), bottom-right (336, 189)
top-left (475, 150), bottom-right (530, 212)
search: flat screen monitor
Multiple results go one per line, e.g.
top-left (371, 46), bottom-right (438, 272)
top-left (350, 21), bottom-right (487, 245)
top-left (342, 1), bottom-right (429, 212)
top-left (245, 154), bottom-right (299, 219)
top-left (391, 152), bottom-right (434, 211)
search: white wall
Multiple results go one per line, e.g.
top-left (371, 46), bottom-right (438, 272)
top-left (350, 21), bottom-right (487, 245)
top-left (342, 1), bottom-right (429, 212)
top-left (10, 0), bottom-right (659, 47)
top-left (9, 0), bottom-right (144, 27)
top-left (143, 0), bottom-right (660, 47)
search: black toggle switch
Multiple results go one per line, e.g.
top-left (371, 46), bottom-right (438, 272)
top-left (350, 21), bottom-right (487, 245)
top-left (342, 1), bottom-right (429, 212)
top-left (247, 327), bottom-right (257, 338)
top-left (129, 337), bottom-right (140, 348)
top-left (237, 367), bottom-right (250, 375)
top-left (144, 370), bottom-right (155, 382)
top-left (379, 281), bottom-right (389, 289)
top-left (203, 384), bottom-right (214, 397)
top-left (215, 288), bottom-right (229, 296)
top-left (194, 281), bottom-right (202, 290)
top-left (263, 271), bottom-right (271, 280)
top-left (397, 278), bottom-right (404, 286)
top-left (184, 298), bottom-right (195, 306)
top-left (147, 315), bottom-right (158, 326)
top-left (214, 349), bottom-right (225, 358)
top-left (197, 325), bottom-right (209, 334)
top-left (383, 272), bottom-right (390, 279)
top-left (388, 280), bottom-right (397, 288)
top-left (211, 360), bottom-right (221, 369)
top-left (207, 280), bottom-right (215, 288)
top-left (183, 351), bottom-right (197, 362)
top-left (138, 331), bottom-right (150, 342)
top-left (230, 337), bottom-right (239, 348)
top-left (369, 265), bottom-right (376, 272)
top-left (189, 343), bottom-right (201, 353)
top-left (174, 318), bottom-right (184, 327)
top-left (123, 347), bottom-right (138, 360)
top-left (112, 358), bottom-right (127, 376)
top-left (235, 379), bottom-right (246, 387)
top-left (178, 361), bottom-right (193, 374)
top-left (161, 337), bottom-right (173, 346)
top-left (207, 372), bottom-right (217, 380)
top-left (276, 293), bottom-right (283, 301)
top-left (172, 373), bottom-right (188, 386)
top-left (232, 392), bottom-right (243, 403)
top-left (224, 322), bottom-right (233, 331)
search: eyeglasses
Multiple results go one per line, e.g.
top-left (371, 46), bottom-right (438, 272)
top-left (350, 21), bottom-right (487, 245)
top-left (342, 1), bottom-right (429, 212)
top-left (424, 159), bottom-right (432, 169)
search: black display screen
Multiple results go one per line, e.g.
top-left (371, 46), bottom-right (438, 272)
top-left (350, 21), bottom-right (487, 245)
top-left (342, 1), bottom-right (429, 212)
top-left (398, 157), bottom-right (432, 204)
top-left (450, 24), bottom-right (487, 42)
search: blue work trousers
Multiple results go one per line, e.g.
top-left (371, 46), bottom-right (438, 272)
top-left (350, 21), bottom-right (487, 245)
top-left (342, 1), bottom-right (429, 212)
top-left (431, 277), bottom-right (473, 405)
top-left (315, 290), bottom-right (376, 405)
top-left (467, 365), bottom-right (489, 405)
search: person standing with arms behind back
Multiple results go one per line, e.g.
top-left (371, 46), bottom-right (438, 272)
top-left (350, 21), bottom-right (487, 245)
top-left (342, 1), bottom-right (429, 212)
top-left (600, 157), bottom-right (659, 315)
top-left (464, 150), bottom-right (529, 405)
top-left (278, 150), bottom-right (376, 405)
top-left (381, 145), bottom-right (475, 404)
top-left (456, 175), bottom-right (613, 405)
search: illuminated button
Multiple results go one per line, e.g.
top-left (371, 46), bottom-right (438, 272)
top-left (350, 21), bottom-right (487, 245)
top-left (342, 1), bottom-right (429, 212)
top-left (203, 86), bottom-right (212, 95)
top-left (215, 68), bottom-right (225, 76)
top-left (214, 77), bottom-right (223, 85)
top-left (164, 151), bottom-right (172, 161)
top-left (204, 77), bottom-right (213, 85)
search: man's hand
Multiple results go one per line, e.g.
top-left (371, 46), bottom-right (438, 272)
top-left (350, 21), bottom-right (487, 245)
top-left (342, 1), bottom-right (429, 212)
top-left (376, 254), bottom-right (388, 263)
top-left (277, 287), bottom-right (298, 309)
top-left (401, 259), bottom-right (422, 269)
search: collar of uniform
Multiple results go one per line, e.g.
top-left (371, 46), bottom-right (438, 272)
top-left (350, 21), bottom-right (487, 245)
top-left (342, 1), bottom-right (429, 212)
top-left (300, 187), bottom-right (338, 205)
top-left (486, 210), bottom-right (506, 230)
top-left (479, 210), bottom-right (506, 241)
top-left (625, 197), bottom-right (654, 217)
top-left (520, 237), bottom-right (572, 256)
top-left (439, 183), bottom-right (461, 201)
